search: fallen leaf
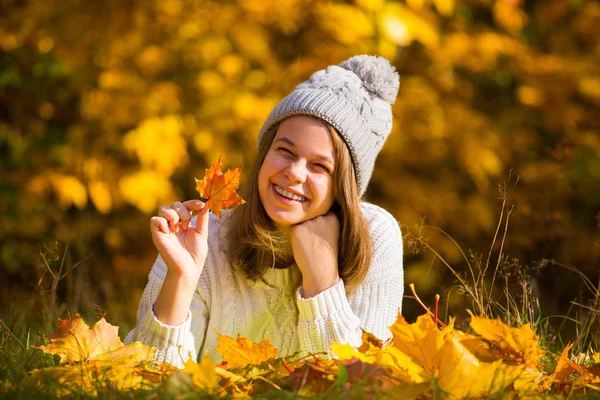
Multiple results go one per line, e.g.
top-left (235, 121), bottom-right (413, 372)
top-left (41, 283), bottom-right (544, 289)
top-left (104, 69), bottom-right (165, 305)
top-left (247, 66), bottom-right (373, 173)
top-left (388, 312), bottom-right (525, 399)
top-left (195, 156), bottom-right (245, 217)
top-left (467, 310), bottom-right (544, 367)
top-left (435, 335), bottom-right (523, 399)
top-left (215, 332), bottom-right (278, 369)
top-left (35, 314), bottom-right (123, 363)
top-left (552, 342), bottom-right (575, 381)
top-left (30, 344), bottom-right (164, 394)
top-left (31, 315), bottom-right (163, 394)
top-left (21, 312), bottom-right (599, 398)
top-left (389, 313), bottom-right (453, 373)
top-left (182, 353), bottom-right (220, 389)
top-left (333, 341), bottom-right (425, 384)
top-left (358, 329), bottom-right (386, 352)
top-left (287, 357), bottom-right (339, 395)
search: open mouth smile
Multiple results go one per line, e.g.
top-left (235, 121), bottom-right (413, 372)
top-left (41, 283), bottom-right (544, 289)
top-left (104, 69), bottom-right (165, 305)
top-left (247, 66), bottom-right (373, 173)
top-left (273, 184), bottom-right (308, 202)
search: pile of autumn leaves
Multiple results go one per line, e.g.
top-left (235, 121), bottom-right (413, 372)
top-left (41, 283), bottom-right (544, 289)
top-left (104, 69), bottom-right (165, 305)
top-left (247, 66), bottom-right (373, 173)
top-left (3, 312), bottom-right (600, 399)
top-left (5, 161), bottom-right (600, 398)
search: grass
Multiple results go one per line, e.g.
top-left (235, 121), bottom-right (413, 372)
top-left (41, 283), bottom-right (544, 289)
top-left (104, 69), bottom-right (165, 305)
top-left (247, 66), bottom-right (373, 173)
top-left (403, 172), bottom-right (599, 354)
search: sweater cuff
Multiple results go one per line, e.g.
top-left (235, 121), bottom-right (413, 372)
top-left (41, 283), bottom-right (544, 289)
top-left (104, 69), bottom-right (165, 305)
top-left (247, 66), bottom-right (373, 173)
top-left (296, 279), bottom-right (353, 322)
top-left (138, 303), bottom-right (192, 348)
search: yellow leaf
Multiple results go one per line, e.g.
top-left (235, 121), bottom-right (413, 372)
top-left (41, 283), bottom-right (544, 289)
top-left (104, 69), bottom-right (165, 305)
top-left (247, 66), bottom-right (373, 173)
top-left (378, 3), bottom-right (440, 49)
top-left (193, 129), bottom-right (214, 152)
top-left (231, 23), bottom-right (270, 61)
top-left (316, 4), bottom-right (374, 45)
top-left (35, 314), bottom-right (123, 363)
top-left (335, 327), bottom-right (425, 383)
top-left (493, 0), bottom-right (528, 34)
top-left (135, 45), bottom-right (167, 75)
top-left (215, 332), bottom-right (278, 369)
top-left (406, 0), bottom-right (427, 10)
top-left (183, 352), bottom-right (220, 389)
top-left (356, 0), bottom-right (385, 12)
top-left (390, 313), bottom-right (453, 373)
top-left (196, 70), bottom-right (226, 95)
top-left (30, 345), bottom-right (163, 394)
top-left (88, 180), bottom-right (112, 214)
top-left (333, 342), bottom-right (425, 384)
top-left (49, 173), bottom-right (88, 209)
top-left (31, 316), bottom-right (162, 394)
top-left (218, 54), bottom-right (244, 79)
top-left (91, 340), bottom-right (157, 364)
top-left (30, 364), bottom-right (96, 396)
top-left (578, 77), bottom-right (600, 101)
top-left (467, 310), bottom-right (544, 367)
top-left (433, 0), bottom-right (454, 16)
top-left (517, 85), bottom-right (544, 106)
top-left (119, 169), bottom-right (176, 214)
top-left (122, 115), bottom-right (188, 176)
top-left (436, 336), bottom-right (524, 399)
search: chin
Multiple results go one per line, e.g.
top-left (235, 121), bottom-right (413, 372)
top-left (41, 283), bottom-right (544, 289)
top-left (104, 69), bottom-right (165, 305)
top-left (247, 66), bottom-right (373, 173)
top-left (265, 210), bottom-right (303, 228)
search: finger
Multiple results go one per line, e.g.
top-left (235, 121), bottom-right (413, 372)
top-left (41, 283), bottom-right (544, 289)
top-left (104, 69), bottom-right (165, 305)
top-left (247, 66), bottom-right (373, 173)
top-left (171, 201), bottom-right (193, 226)
top-left (194, 201), bottom-right (209, 236)
top-left (182, 199), bottom-right (207, 211)
top-left (158, 206), bottom-right (180, 232)
top-left (150, 216), bottom-right (169, 234)
top-left (181, 200), bottom-right (206, 230)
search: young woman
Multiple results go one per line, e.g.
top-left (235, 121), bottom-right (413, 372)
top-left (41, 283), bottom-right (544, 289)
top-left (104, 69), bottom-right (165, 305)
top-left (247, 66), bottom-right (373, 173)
top-left (125, 55), bottom-right (405, 366)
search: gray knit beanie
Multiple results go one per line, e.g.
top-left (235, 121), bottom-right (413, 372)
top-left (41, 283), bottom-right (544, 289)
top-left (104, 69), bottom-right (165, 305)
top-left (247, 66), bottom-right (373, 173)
top-left (258, 54), bottom-right (400, 196)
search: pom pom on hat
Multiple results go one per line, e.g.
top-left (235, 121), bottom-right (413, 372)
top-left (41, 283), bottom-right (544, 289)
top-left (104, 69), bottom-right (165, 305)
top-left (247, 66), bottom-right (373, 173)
top-left (340, 55), bottom-right (400, 105)
top-left (258, 54), bottom-right (400, 196)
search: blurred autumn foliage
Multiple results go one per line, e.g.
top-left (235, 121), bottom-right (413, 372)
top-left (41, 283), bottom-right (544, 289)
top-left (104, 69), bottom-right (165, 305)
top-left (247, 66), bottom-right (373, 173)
top-left (1, 0), bottom-right (599, 334)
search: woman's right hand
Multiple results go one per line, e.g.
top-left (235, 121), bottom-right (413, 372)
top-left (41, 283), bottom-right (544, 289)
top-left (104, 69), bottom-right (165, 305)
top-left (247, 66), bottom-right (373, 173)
top-left (150, 200), bottom-right (210, 280)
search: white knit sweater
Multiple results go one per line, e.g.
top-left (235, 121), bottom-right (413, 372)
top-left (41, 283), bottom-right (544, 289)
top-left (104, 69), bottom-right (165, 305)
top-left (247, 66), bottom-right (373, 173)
top-left (125, 202), bottom-right (404, 367)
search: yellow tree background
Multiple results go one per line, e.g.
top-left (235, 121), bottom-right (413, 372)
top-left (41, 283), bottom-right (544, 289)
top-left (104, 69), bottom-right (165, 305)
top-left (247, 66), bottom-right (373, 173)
top-left (1, 0), bottom-right (599, 337)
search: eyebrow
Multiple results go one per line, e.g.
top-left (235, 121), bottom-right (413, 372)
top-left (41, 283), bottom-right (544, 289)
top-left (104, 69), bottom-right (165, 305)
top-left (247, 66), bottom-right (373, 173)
top-left (274, 137), bottom-right (334, 165)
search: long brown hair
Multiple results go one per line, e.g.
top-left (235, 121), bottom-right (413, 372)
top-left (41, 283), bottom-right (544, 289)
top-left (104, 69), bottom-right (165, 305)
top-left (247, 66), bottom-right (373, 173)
top-left (224, 117), bottom-right (373, 294)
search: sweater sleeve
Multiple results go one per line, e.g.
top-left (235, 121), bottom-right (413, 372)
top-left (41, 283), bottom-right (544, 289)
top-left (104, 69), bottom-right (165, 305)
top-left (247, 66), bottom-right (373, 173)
top-left (296, 279), bottom-right (363, 356)
top-left (124, 255), bottom-right (210, 368)
top-left (295, 203), bottom-right (404, 357)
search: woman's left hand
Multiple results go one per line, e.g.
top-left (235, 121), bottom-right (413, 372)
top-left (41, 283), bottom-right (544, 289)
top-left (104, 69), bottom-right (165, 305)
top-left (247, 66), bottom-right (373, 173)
top-left (290, 213), bottom-right (340, 298)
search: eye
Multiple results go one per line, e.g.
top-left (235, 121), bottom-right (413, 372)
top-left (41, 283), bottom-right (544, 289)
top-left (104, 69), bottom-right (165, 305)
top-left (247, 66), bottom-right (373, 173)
top-left (314, 163), bottom-right (332, 174)
top-left (276, 146), bottom-right (294, 155)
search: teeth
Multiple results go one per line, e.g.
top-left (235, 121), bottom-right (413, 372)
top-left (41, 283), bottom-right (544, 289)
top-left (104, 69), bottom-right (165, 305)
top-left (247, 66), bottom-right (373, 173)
top-left (274, 185), bottom-right (307, 202)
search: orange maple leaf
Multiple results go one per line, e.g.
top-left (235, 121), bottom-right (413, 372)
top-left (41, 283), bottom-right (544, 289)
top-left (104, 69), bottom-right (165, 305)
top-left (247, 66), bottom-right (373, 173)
top-left (35, 314), bottom-right (124, 363)
top-left (195, 156), bottom-right (245, 218)
top-left (32, 315), bottom-right (165, 394)
top-left (215, 332), bottom-right (278, 369)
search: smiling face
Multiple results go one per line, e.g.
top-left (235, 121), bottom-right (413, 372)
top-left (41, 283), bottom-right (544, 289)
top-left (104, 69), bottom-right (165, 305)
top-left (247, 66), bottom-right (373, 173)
top-left (258, 115), bottom-right (336, 229)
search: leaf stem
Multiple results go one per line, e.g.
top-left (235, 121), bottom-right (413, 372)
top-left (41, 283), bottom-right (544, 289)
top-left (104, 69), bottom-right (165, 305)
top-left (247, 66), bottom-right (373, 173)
top-left (409, 283), bottom-right (447, 328)
top-left (435, 294), bottom-right (440, 328)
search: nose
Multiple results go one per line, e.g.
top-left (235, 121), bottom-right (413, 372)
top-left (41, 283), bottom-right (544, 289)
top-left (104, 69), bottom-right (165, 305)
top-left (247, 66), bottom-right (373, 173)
top-left (284, 160), bottom-right (307, 183)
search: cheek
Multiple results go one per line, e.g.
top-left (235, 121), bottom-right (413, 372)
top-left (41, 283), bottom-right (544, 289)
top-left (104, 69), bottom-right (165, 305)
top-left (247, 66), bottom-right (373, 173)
top-left (257, 166), bottom-right (269, 197)
top-left (260, 155), bottom-right (287, 180)
top-left (257, 157), bottom-right (279, 195)
top-left (313, 176), bottom-right (334, 201)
